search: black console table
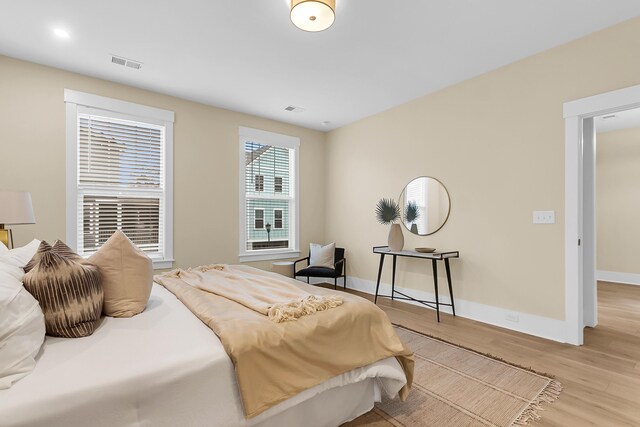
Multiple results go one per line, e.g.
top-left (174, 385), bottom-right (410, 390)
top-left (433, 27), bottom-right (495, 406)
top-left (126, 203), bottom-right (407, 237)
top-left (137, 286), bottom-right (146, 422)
top-left (373, 246), bottom-right (460, 322)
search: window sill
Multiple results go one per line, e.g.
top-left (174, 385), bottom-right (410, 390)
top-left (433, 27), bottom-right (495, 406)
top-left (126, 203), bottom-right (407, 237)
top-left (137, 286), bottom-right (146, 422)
top-left (82, 254), bottom-right (174, 270)
top-left (239, 250), bottom-right (301, 263)
top-left (152, 259), bottom-right (174, 270)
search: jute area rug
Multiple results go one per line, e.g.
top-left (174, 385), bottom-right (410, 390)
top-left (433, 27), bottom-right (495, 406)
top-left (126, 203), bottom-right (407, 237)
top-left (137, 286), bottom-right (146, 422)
top-left (346, 326), bottom-right (561, 427)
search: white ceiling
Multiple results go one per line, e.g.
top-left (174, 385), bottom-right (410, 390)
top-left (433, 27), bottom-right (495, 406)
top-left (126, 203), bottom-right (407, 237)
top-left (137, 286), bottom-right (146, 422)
top-left (596, 107), bottom-right (640, 133)
top-left (2, 1), bottom-right (640, 131)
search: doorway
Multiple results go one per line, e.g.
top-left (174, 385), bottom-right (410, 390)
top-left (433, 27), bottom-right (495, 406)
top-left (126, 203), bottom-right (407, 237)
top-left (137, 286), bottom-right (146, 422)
top-left (564, 84), bottom-right (640, 345)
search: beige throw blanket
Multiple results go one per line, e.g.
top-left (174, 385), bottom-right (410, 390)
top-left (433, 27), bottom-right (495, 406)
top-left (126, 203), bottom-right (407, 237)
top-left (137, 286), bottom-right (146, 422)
top-left (155, 265), bottom-right (414, 418)
top-left (162, 264), bottom-right (344, 322)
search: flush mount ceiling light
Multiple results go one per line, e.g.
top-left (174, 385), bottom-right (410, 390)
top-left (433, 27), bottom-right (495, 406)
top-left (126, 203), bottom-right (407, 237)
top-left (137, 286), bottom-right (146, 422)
top-left (290, 0), bottom-right (335, 32)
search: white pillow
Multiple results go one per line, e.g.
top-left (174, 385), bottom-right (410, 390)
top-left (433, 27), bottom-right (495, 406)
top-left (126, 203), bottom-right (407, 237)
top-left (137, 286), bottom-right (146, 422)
top-left (0, 271), bottom-right (46, 390)
top-left (0, 239), bottom-right (40, 269)
top-left (309, 242), bottom-right (335, 269)
top-left (0, 262), bottom-right (25, 282)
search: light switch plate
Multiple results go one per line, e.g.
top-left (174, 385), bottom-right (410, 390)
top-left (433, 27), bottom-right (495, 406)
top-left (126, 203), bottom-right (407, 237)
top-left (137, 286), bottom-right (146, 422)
top-left (533, 211), bottom-right (555, 224)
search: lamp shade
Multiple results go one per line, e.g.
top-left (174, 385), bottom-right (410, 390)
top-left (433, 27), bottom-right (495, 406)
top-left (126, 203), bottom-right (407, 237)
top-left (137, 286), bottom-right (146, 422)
top-left (0, 191), bottom-right (36, 224)
top-left (290, 0), bottom-right (335, 32)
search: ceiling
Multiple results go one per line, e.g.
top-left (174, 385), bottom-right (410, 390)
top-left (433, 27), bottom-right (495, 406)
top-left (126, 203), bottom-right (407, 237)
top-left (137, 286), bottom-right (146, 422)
top-left (2, 1), bottom-right (640, 131)
top-left (596, 107), bottom-right (640, 133)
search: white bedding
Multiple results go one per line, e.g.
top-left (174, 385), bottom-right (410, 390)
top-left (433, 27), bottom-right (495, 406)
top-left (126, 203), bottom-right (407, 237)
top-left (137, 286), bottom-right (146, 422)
top-left (0, 284), bottom-right (407, 427)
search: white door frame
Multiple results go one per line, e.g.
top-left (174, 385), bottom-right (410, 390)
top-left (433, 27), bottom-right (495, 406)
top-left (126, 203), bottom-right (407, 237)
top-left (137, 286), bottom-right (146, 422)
top-left (564, 83), bottom-right (640, 345)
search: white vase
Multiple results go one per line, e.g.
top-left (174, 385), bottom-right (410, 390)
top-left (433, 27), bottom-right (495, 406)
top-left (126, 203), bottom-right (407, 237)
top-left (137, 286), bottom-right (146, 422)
top-left (388, 223), bottom-right (404, 252)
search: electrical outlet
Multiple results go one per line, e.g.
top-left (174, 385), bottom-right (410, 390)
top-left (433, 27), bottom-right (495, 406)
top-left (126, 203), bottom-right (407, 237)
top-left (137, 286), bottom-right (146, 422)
top-left (505, 313), bottom-right (520, 322)
top-left (533, 211), bottom-right (555, 224)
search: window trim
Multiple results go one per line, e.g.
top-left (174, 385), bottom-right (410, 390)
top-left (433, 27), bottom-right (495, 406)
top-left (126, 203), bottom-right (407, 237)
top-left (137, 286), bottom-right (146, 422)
top-left (64, 89), bottom-right (174, 269)
top-left (238, 126), bottom-right (300, 262)
top-left (273, 208), bottom-right (283, 229)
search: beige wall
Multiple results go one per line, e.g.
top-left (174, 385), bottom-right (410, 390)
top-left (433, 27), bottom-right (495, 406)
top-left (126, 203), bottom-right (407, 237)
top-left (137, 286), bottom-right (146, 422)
top-left (325, 17), bottom-right (640, 321)
top-left (4, 17), bottom-right (640, 324)
top-left (597, 127), bottom-right (640, 274)
top-left (0, 55), bottom-right (326, 271)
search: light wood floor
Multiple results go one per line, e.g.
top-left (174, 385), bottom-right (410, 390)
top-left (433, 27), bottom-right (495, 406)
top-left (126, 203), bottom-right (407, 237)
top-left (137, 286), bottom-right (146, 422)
top-left (335, 281), bottom-right (640, 426)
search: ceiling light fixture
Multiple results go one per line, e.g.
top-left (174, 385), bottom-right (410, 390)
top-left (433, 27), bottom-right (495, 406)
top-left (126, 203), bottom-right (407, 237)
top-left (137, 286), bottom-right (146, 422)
top-left (53, 28), bottom-right (70, 39)
top-left (290, 0), bottom-right (335, 32)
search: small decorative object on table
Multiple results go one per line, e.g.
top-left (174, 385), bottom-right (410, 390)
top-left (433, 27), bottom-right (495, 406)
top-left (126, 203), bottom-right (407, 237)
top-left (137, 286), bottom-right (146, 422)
top-left (404, 200), bottom-right (420, 235)
top-left (375, 198), bottom-right (404, 252)
top-left (415, 247), bottom-right (436, 253)
top-left (272, 261), bottom-right (294, 278)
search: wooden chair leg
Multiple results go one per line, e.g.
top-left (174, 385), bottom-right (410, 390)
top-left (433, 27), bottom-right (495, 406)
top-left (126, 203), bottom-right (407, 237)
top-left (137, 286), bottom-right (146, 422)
top-left (334, 277), bottom-right (337, 290)
top-left (307, 276), bottom-right (310, 284)
top-left (343, 275), bottom-right (347, 289)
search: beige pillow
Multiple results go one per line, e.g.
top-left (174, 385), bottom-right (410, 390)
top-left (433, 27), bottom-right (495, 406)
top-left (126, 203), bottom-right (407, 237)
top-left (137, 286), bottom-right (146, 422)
top-left (23, 252), bottom-right (103, 338)
top-left (89, 230), bottom-right (153, 318)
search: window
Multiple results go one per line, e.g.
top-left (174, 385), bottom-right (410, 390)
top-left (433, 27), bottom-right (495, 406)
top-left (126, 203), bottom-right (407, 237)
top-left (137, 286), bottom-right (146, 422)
top-left (274, 209), bottom-right (283, 229)
top-left (254, 209), bottom-right (265, 229)
top-left (254, 175), bottom-right (264, 192)
top-left (239, 127), bottom-right (300, 261)
top-left (65, 90), bottom-right (174, 268)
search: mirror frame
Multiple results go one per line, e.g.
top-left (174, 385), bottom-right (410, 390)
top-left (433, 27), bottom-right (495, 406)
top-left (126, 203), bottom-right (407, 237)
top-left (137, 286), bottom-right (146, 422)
top-left (399, 176), bottom-right (451, 236)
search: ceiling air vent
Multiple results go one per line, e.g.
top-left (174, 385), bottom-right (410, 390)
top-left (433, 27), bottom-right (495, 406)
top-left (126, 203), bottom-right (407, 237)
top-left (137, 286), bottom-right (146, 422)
top-left (284, 105), bottom-right (305, 113)
top-left (110, 55), bottom-right (143, 70)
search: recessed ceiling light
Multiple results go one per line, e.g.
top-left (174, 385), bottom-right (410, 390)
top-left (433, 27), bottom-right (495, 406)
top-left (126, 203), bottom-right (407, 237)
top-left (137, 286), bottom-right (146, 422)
top-left (53, 28), bottom-right (70, 39)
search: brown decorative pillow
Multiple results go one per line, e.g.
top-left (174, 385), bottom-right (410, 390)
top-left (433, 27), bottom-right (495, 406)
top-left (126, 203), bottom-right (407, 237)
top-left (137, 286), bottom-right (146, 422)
top-left (51, 240), bottom-right (83, 262)
top-left (24, 240), bottom-right (84, 273)
top-left (23, 240), bottom-right (52, 273)
top-left (23, 252), bottom-right (103, 338)
top-left (88, 230), bottom-right (153, 318)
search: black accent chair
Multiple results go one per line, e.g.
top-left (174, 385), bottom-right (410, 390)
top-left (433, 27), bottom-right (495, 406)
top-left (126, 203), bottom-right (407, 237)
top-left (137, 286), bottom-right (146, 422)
top-left (294, 247), bottom-right (346, 290)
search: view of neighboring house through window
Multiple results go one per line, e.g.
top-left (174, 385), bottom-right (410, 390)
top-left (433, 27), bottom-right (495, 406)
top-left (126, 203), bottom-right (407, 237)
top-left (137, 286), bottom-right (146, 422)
top-left (254, 209), bottom-right (264, 229)
top-left (274, 209), bottom-right (283, 229)
top-left (255, 175), bottom-right (264, 192)
top-left (240, 127), bottom-right (300, 260)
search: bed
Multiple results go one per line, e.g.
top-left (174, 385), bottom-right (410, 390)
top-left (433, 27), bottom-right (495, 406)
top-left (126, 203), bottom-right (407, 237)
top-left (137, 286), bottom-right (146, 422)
top-left (0, 284), bottom-right (408, 427)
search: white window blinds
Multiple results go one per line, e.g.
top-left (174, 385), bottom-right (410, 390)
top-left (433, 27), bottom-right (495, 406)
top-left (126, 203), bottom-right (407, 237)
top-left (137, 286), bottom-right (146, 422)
top-left (76, 111), bottom-right (165, 257)
top-left (79, 114), bottom-right (163, 188)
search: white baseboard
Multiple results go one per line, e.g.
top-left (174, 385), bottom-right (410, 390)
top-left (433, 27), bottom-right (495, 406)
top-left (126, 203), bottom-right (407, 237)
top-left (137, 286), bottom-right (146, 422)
top-left (597, 270), bottom-right (640, 286)
top-left (310, 276), bottom-right (568, 344)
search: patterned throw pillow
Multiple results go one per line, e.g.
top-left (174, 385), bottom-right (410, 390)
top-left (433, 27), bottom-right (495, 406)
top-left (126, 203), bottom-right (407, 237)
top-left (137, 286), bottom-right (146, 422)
top-left (24, 240), bottom-right (84, 273)
top-left (23, 240), bottom-right (52, 273)
top-left (51, 240), bottom-right (83, 262)
top-left (23, 252), bottom-right (103, 338)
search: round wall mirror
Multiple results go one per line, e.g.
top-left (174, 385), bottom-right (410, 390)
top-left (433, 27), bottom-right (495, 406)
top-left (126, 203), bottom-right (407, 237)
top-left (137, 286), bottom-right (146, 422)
top-left (399, 176), bottom-right (451, 236)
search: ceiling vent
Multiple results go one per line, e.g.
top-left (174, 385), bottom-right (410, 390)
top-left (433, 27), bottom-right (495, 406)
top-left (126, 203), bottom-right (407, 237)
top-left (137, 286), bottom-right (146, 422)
top-left (111, 55), bottom-right (143, 70)
top-left (284, 105), bottom-right (305, 113)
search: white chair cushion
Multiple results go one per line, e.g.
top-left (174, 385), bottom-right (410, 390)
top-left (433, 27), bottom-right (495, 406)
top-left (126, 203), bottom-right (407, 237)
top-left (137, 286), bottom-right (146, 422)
top-left (309, 242), bottom-right (335, 269)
